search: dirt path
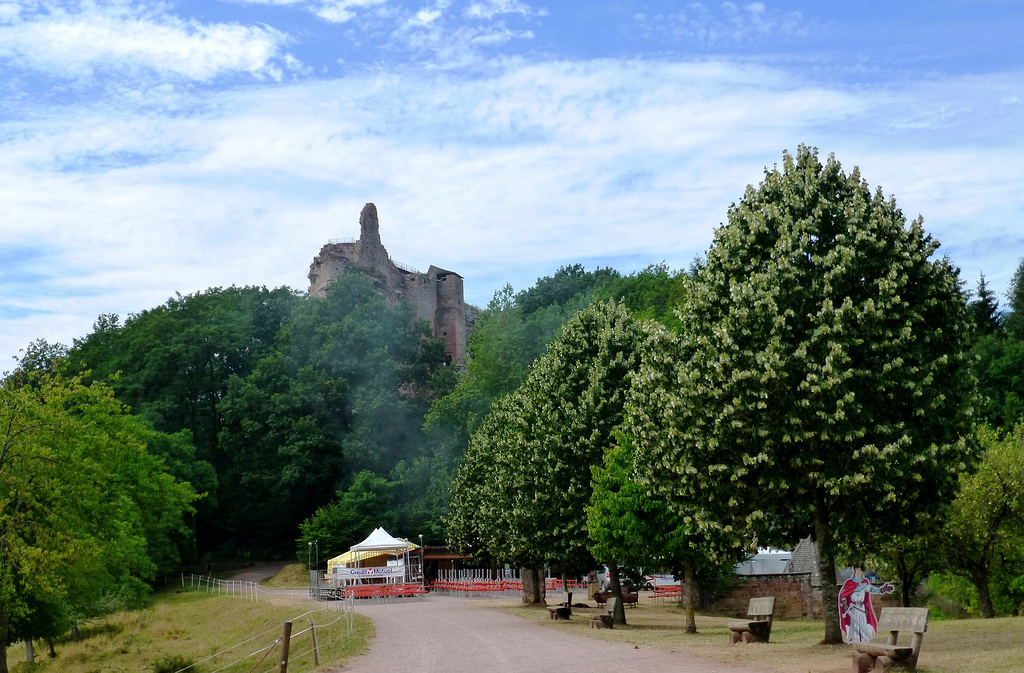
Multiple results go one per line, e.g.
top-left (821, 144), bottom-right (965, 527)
top-left (323, 595), bottom-right (767, 673)
top-left (226, 561), bottom-right (293, 584)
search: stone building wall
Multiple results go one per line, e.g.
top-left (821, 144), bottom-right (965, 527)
top-left (712, 540), bottom-right (906, 622)
top-left (714, 573), bottom-right (819, 619)
top-left (435, 269), bottom-right (468, 366)
top-left (307, 203), bottom-right (476, 363)
top-left (401, 272), bottom-right (439, 332)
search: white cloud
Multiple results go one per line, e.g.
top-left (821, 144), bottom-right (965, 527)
top-left (315, 0), bottom-right (386, 24)
top-left (226, 0), bottom-right (386, 23)
top-left (226, 0), bottom-right (306, 5)
top-left (469, 26), bottom-right (531, 44)
top-left (634, 1), bottom-right (810, 45)
top-left (2, 57), bottom-right (1022, 367)
top-left (408, 7), bottom-right (442, 27)
top-left (465, 0), bottom-right (532, 20)
top-left (0, 2), bottom-right (20, 22)
top-left (0, 2), bottom-right (293, 80)
top-left (393, 2), bottom-right (534, 65)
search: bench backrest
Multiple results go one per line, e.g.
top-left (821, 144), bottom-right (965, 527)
top-left (606, 597), bottom-right (619, 616)
top-left (747, 596), bottom-right (775, 618)
top-left (877, 607), bottom-right (928, 634)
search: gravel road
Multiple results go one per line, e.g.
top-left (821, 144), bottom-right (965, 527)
top-left (322, 595), bottom-right (766, 673)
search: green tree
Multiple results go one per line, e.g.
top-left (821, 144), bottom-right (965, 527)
top-left (514, 264), bottom-right (619, 316)
top-left (65, 286), bottom-right (300, 555)
top-left (587, 432), bottom-right (728, 628)
top-left (426, 279), bottom-right (599, 539)
top-left (10, 339), bottom-right (68, 378)
top-left (587, 438), bottom-right (650, 625)
top-left (449, 302), bottom-right (646, 598)
top-left (217, 274), bottom-right (448, 554)
top-left (942, 423), bottom-right (1024, 618)
top-left (972, 261), bottom-right (1024, 429)
top-left (297, 471), bottom-right (398, 563)
top-left (0, 373), bottom-right (196, 673)
top-left (618, 325), bottom-right (747, 631)
top-left (593, 263), bottom-right (690, 331)
top-left (969, 273), bottom-right (1001, 337)
top-left (425, 286), bottom-right (531, 444)
top-left (1004, 258), bottom-right (1024, 338)
top-left (8, 582), bottom-right (69, 663)
top-left (68, 286), bottom-right (301, 449)
top-left (635, 146), bottom-right (978, 643)
top-left (972, 334), bottom-right (1024, 428)
top-left (429, 266), bottom-right (634, 458)
top-left (863, 530), bottom-right (941, 608)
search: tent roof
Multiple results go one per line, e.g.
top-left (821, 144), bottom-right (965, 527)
top-left (351, 527), bottom-right (411, 552)
top-left (326, 529), bottom-right (419, 571)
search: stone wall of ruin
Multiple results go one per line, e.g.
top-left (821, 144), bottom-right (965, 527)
top-left (307, 203), bottom-right (475, 363)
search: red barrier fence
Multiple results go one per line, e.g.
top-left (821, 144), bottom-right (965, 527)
top-left (650, 585), bottom-right (682, 604)
top-left (342, 583), bottom-right (429, 600)
top-left (429, 577), bottom-right (586, 597)
top-left (429, 579), bottom-right (522, 596)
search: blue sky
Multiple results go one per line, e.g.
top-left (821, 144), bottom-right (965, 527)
top-left (1, 1), bottom-right (1022, 368)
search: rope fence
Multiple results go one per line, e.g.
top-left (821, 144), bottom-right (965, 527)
top-left (181, 574), bottom-right (262, 601)
top-left (173, 577), bottom-right (355, 673)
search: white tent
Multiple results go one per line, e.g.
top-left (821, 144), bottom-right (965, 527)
top-left (326, 528), bottom-right (420, 580)
top-left (351, 527), bottom-right (414, 553)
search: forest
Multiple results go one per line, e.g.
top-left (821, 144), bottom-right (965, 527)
top-left (3, 150), bottom-right (1024, 657)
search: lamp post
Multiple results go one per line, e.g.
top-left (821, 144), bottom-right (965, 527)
top-left (308, 541), bottom-right (314, 598)
top-left (419, 534), bottom-right (424, 589)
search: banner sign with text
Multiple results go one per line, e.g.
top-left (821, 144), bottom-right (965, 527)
top-left (331, 566), bottom-right (405, 579)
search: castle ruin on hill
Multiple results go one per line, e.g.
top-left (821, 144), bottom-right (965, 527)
top-left (307, 203), bottom-right (477, 363)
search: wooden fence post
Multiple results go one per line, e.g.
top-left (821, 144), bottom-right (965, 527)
top-left (278, 621), bottom-right (292, 673)
top-left (310, 622), bottom-right (320, 665)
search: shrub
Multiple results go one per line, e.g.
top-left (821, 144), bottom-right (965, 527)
top-left (151, 654), bottom-right (195, 673)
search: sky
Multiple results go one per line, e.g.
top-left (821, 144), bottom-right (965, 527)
top-left (2, 0), bottom-right (1023, 369)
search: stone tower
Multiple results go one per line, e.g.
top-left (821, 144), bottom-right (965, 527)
top-left (307, 204), bottom-right (477, 363)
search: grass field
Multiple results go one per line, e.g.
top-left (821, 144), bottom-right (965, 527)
top-left (10, 571), bottom-right (1022, 673)
top-left (5, 587), bottom-right (372, 673)
top-left (503, 601), bottom-right (1024, 673)
top-left (263, 563), bottom-right (312, 588)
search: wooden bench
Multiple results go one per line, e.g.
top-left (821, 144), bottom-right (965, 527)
top-left (728, 597), bottom-right (776, 644)
top-left (851, 607), bottom-right (928, 672)
top-left (546, 604), bottom-right (571, 620)
top-left (591, 597), bottom-right (618, 629)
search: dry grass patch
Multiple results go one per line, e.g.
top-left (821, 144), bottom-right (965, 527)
top-left (501, 601), bottom-right (1024, 673)
top-left (7, 589), bottom-right (372, 673)
top-left (264, 562), bottom-right (313, 588)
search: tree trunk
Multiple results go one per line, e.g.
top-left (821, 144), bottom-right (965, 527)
top-left (814, 490), bottom-right (843, 644)
top-left (24, 641), bottom-right (34, 665)
top-left (895, 548), bottom-right (912, 607)
top-left (521, 567), bottom-right (545, 604)
top-left (608, 561), bottom-right (626, 625)
top-left (682, 554), bottom-right (698, 633)
top-left (46, 637), bottom-right (56, 658)
top-left (0, 608), bottom-right (10, 673)
top-left (971, 568), bottom-right (995, 618)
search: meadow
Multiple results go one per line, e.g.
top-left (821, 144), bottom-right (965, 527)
top-left (504, 601), bottom-right (1024, 673)
top-left (5, 586), bottom-right (372, 673)
top-left (9, 567), bottom-right (1023, 673)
